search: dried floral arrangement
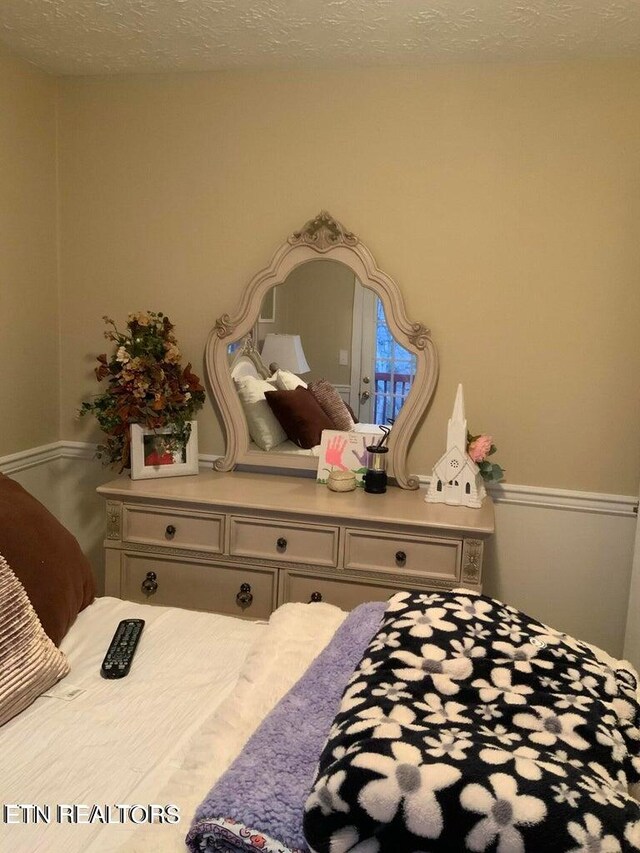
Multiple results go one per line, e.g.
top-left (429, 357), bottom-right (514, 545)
top-left (79, 312), bottom-right (205, 470)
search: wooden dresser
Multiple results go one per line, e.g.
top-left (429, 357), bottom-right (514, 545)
top-left (97, 470), bottom-right (494, 620)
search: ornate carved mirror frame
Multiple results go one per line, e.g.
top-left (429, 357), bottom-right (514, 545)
top-left (205, 211), bottom-right (439, 489)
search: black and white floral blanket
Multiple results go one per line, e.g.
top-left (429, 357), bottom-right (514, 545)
top-left (303, 590), bottom-right (640, 852)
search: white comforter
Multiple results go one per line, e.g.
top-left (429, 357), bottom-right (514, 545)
top-left (0, 596), bottom-right (345, 853)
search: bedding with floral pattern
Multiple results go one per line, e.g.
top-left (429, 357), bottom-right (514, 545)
top-left (303, 590), bottom-right (640, 852)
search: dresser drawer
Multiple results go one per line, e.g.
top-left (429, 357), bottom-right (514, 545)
top-left (120, 553), bottom-right (276, 619)
top-left (344, 529), bottom-right (461, 580)
top-left (122, 505), bottom-right (224, 553)
top-left (229, 516), bottom-right (338, 567)
top-left (281, 571), bottom-right (423, 611)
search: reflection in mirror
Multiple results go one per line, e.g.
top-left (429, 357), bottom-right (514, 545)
top-left (226, 337), bottom-right (270, 380)
top-left (260, 333), bottom-right (310, 376)
top-left (206, 210), bottom-right (438, 488)
top-left (254, 260), bottom-right (416, 426)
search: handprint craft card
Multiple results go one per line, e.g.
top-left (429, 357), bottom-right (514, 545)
top-left (316, 429), bottom-right (382, 486)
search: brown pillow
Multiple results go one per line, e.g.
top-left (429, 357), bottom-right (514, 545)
top-left (308, 379), bottom-right (356, 431)
top-left (0, 554), bottom-right (69, 727)
top-left (0, 474), bottom-right (96, 646)
top-left (265, 387), bottom-right (335, 449)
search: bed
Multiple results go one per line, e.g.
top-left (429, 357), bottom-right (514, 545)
top-left (0, 594), bottom-right (346, 852)
top-left (1, 596), bottom-right (263, 852)
top-left (229, 338), bottom-right (383, 459)
top-left (2, 473), bottom-right (640, 852)
top-left (3, 590), bottom-right (640, 852)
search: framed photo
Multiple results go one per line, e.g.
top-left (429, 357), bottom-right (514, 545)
top-left (316, 429), bottom-right (381, 486)
top-left (259, 287), bottom-right (276, 323)
top-left (130, 421), bottom-right (199, 480)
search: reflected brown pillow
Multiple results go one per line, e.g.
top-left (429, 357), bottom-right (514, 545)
top-left (0, 474), bottom-right (96, 646)
top-left (265, 387), bottom-right (335, 449)
top-left (308, 379), bottom-right (355, 431)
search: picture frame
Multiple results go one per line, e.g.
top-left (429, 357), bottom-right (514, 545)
top-left (258, 287), bottom-right (276, 323)
top-left (316, 429), bottom-right (382, 486)
top-left (130, 421), bottom-right (199, 480)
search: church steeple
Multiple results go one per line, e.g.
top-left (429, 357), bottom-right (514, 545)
top-left (446, 383), bottom-right (467, 454)
top-left (426, 382), bottom-right (486, 508)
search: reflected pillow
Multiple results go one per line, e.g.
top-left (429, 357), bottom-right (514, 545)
top-left (0, 554), bottom-right (70, 727)
top-left (234, 375), bottom-right (288, 451)
top-left (0, 474), bottom-right (96, 646)
top-left (344, 401), bottom-right (359, 425)
top-left (308, 379), bottom-right (355, 432)
top-left (265, 387), bottom-right (335, 449)
top-left (271, 369), bottom-right (307, 391)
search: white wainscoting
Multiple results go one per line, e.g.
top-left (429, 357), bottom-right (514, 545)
top-left (624, 485), bottom-right (640, 670)
top-left (334, 384), bottom-right (351, 404)
top-left (0, 443), bottom-right (63, 519)
top-left (1, 442), bottom-right (637, 658)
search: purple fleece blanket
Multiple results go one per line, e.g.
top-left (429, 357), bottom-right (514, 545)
top-left (186, 601), bottom-right (385, 853)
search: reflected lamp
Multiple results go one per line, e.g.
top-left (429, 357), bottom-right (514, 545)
top-left (261, 334), bottom-right (310, 374)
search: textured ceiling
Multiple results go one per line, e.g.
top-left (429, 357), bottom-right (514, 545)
top-left (2, 0), bottom-right (640, 76)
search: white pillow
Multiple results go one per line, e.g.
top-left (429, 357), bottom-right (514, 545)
top-left (272, 369), bottom-right (307, 391)
top-left (0, 554), bottom-right (70, 727)
top-left (234, 375), bottom-right (288, 451)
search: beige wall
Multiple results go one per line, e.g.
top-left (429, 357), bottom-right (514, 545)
top-left (0, 46), bottom-right (59, 453)
top-left (58, 62), bottom-right (640, 495)
top-left (0, 57), bottom-right (635, 656)
top-left (276, 260), bottom-right (355, 386)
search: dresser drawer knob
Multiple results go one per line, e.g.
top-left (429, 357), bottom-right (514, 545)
top-left (309, 591), bottom-right (323, 603)
top-left (165, 524), bottom-right (176, 538)
top-left (141, 571), bottom-right (158, 595)
top-left (236, 582), bottom-right (253, 607)
top-left (395, 550), bottom-right (407, 566)
top-left (276, 537), bottom-right (288, 552)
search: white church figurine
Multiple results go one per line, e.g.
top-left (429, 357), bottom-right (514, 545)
top-left (425, 384), bottom-right (487, 508)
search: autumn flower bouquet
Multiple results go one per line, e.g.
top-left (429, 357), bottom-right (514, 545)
top-left (79, 312), bottom-right (205, 470)
top-left (467, 432), bottom-right (504, 483)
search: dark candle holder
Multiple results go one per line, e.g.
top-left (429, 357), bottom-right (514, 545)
top-left (364, 445), bottom-right (389, 494)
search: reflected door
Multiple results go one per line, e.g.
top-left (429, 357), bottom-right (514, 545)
top-left (350, 283), bottom-right (375, 422)
top-left (350, 282), bottom-right (416, 424)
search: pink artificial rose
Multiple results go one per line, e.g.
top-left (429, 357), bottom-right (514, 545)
top-left (468, 434), bottom-right (493, 463)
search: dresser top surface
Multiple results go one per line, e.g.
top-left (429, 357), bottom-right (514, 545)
top-left (98, 470), bottom-right (494, 536)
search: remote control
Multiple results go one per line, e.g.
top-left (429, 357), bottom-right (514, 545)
top-left (100, 619), bottom-right (145, 679)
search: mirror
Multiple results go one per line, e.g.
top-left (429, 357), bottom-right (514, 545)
top-left (255, 262), bottom-right (418, 425)
top-left (206, 212), bottom-right (438, 489)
